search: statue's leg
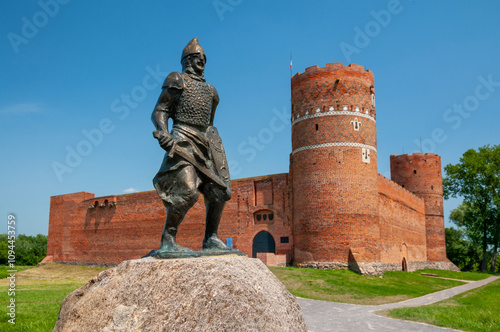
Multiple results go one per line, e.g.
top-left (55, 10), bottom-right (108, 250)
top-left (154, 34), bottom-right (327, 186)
top-left (202, 183), bottom-right (230, 250)
top-left (160, 165), bottom-right (199, 251)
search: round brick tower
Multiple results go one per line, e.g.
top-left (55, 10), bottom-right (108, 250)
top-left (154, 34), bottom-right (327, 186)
top-left (290, 63), bottom-right (380, 267)
top-left (390, 153), bottom-right (447, 262)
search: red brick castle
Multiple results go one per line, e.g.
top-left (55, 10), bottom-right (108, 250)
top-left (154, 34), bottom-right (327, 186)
top-left (44, 63), bottom-right (458, 274)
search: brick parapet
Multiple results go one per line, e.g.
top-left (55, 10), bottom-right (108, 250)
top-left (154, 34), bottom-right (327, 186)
top-left (377, 173), bottom-right (424, 206)
top-left (292, 63), bottom-right (373, 83)
top-left (291, 63), bottom-right (375, 122)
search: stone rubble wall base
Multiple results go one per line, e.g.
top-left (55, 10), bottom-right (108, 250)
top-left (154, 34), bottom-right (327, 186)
top-left (295, 261), bottom-right (460, 276)
top-left (53, 261), bottom-right (119, 268)
top-left (407, 261), bottom-right (461, 273)
top-left (295, 262), bottom-right (349, 270)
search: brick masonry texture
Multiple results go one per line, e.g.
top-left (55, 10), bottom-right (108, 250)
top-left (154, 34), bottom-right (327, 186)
top-left (291, 64), bottom-right (379, 265)
top-left (390, 153), bottom-right (448, 262)
top-left (256, 253), bottom-right (287, 267)
top-left (45, 63), bottom-right (455, 274)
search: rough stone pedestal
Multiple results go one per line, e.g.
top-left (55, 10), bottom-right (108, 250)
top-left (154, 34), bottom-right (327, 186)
top-left (54, 256), bottom-right (307, 332)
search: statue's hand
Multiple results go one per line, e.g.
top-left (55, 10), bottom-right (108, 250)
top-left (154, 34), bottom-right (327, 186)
top-left (154, 130), bottom-right (174, 151)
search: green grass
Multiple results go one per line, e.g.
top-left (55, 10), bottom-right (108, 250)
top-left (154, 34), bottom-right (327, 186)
top-left (0, 263), bottom-right (495, 331)
top-left (0, 283), bottom-right (84, 331)
top-left (412, 268), bottom-right (493, 281)
top-left (385, 278), bottom-right (500, 332)
top-left (269, 267), bottom-right (466, 305)
top-left (0, 263), bottom-right (106, 332)
top-left (0, 266), bottom-right (35, 279)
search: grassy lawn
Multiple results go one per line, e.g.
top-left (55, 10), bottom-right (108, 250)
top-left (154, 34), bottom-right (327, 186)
top-left (384, 278), bottom-right (500, 332)
top-left (0, 264), bottom-right (106, 332)
top-left (269, 266), bottom-right (466, 305)
top-left (0, 266), bottom-right (35, 279)
top-left (0, 263), bottom-right (495, 331)
top-left (411, 268), bottom-right (492, 281)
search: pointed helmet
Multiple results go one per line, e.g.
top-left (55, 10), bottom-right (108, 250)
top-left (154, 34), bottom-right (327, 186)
top-left (181, 37), bottom-right (206, 63)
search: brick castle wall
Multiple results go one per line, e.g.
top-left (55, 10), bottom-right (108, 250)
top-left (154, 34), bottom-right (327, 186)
top-left (377, 174), bottom-right (427, 264)
top-left (46, 174), bottom-right (294, 264)
top-left (47, 171), bottom-right (431, 267)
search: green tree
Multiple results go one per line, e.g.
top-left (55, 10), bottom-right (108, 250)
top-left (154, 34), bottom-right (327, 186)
top-left (0, 234), bottom-right (48, 266)
top-left (443, 144), bottom-right (500, 272)
top-left (445, 226), bottom-right (482, 271)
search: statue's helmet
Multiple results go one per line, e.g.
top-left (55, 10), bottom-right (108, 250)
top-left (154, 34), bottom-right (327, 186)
top-left (181, 37), bottom-right (206, 64)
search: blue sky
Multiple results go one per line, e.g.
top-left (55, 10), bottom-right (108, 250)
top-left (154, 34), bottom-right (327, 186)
top-left (1, 0), bottom-right (499, 236)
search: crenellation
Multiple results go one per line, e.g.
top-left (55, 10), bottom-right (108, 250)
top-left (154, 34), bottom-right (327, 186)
top-left (304, 65), bottom-right (319, 72)
top-left (292, 62), bottom-right (374, 83)
top-left (325, 62), bottom-right (343, 69)
top-left (347, 63), bottom-right (365, 71)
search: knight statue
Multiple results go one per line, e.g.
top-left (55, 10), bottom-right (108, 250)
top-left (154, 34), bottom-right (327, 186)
top-left (148, 37), bottom-right (240, 258)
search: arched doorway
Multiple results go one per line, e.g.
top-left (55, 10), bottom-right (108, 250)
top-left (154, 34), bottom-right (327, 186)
top-left (252, 231), bottom-right (275, 258)
top-left (401, 243), bottom-right (408, 272)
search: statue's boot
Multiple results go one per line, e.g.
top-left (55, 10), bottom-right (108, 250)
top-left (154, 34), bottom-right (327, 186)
top-left (160, 206), bottom-right (193, 252)
top-left (203, 198), bottom-right (231, 251)
top-left (203, 234), bottom-right (231, 251)
top-left (160, 227), bottom-right (192, 252)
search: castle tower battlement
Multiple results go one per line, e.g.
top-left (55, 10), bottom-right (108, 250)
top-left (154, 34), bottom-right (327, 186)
top-left (291, 63), bottom-right (376, 155)
top-left (390, 153), bottom-right (447, 262)
top-left (290, 63), bottom-right (380, 266)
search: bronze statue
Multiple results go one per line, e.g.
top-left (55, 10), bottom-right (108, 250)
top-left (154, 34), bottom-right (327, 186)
top-left (148, 38), bottom-right (241, 258)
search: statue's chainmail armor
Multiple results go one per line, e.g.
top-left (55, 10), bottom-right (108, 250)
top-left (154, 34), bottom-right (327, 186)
top-left (174, 73), bottom-right (213, 127)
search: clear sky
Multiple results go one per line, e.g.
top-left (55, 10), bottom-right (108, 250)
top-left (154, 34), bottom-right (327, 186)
top-left (1, 0), bottom-right (499, 236)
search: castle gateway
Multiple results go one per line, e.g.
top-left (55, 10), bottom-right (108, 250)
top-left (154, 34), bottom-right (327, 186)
top-left (43, 63), bottom-right (458, 275)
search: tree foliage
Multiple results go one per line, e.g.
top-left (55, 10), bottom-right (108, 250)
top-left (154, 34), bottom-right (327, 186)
top-left (445, 227), bottom-right (482, 271)
top-left (0, 234), bottom-right (48, 266)
top-left (443, 144), bottom-right (500, 272)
